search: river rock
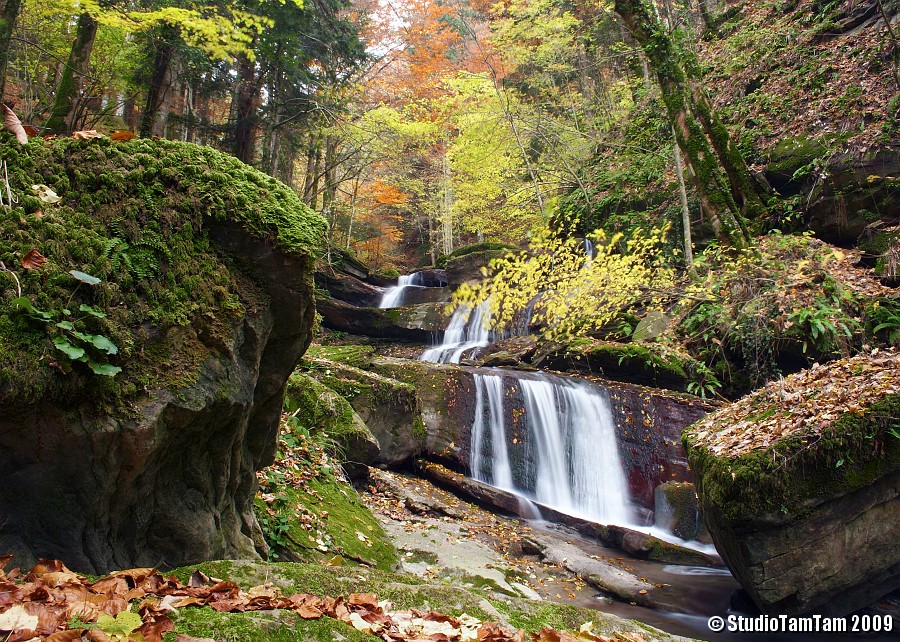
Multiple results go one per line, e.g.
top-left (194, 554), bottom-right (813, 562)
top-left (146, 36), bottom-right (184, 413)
top-left (683, 353), bottom-right (900, 615)
top-left (315, 270), bottom-right (384, 307)
top-left (317, 297), bottom-right (447, 341)
top-left (653, 481), bottom-right (705, 542)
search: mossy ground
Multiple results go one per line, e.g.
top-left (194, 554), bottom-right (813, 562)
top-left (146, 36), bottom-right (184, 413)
top-left (165, 560), bottom-right (679, 642)
top-left (0, 134), bottom-right (324, 407)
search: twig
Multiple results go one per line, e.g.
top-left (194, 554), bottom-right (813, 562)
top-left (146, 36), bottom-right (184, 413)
top-left (1, 160), bottom-right (16, 209)
top-left (0, 261), bottom-right (21, 297)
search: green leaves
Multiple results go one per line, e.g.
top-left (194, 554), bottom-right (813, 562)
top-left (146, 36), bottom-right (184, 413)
top-left (9, 279), bottom-right (120, 377)
top-left (53, 336), bottom-right (86, 360)
top-left (69, 270), bottom-right (101, 285)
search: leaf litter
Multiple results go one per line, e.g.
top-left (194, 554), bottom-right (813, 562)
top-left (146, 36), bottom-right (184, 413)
top-left (0, 556), bottom-right (642, 642)
top-left (687, 349), bottom-right (900, 458)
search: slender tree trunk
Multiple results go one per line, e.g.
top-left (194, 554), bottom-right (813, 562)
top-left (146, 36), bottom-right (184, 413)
top-left (0, 0), bottom-right (23, 102)
top-left (46, 13), bottom-right (98, 134)
top-left (322, 135), bottom-right (338, 213)
top-left (140, 27), bottom-right (177, 138)
top-left (614, 0), bottom-right (756, 247)
top-left (231, 53), bottom-right (262, 163)
top-left (673, 129), bottom-right (694, 269)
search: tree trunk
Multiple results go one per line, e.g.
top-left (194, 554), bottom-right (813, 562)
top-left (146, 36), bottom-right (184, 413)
top-left (0, 0), bottom-right (23, 102)
top-left (231, 53), bottom-right (262, 164)
top-left (614, 0), bottom-right (757, 247)
top-left (673, 128), bottom-right (694, 269)
top-left (46, 12), bottom-right (98, 134)
top-left (140, 27), bottom-right (177, 138)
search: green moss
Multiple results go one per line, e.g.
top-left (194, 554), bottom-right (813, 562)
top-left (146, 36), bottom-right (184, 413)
top-left (684, 394), bottom-right (900, 523)
top-left (303, 344), bottom-right (375, 369)
top-left (0, 135), bottom-right (325, 407)
top-left (168, 560), bottom-right (682, 642)
top-left (258, 472), bottom-right (397, 571)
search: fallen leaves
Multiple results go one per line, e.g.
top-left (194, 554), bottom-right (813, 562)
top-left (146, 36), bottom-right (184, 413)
top-left (21, 249), bottom-right (47, 270)
top-left (0, 557), bottom-right (531, 642)
top-left (687, 349), bottom-right (900, 457)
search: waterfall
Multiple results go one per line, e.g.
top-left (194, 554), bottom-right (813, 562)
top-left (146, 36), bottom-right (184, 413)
top-left (468, 371), bottom-right (634, 526)
top-left (420, 300), bottom-right (493, 364)
top-left (379, 272), bottom-right (426, 308)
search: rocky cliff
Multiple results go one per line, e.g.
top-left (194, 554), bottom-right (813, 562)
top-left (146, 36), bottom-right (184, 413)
top-left (0, 136), bottom-right (324, 573)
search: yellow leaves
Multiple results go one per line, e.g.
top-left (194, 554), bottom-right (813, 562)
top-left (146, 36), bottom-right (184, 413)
top-left (453, 225), bottom-right (674, 343)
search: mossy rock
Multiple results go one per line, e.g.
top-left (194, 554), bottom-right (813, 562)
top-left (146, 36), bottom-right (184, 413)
top-left (682, 356), bottom-right (900, 615)
top-left (284, 372), bottom-right (380, 471)
top-left (303, 344), bottom-right (376, 369)
top-left (436, 242), bottom-right (519, 267)
top-left (536, 340), bottom-right (694, 392)
top-left (0, 135), bottom-right (325, 406)
top-left (301, 357), bottom-right (424, 465)
top-left (167, 560), bottom-right (688, 641)
top-left (256, 471), bottom-right (397, 571)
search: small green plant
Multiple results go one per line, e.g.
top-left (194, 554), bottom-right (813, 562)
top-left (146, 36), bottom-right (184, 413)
top-left (868, 299), bottom-right (900, 345)
top-left (10, 272), bottom-right (121, 376)
top-left (786, 303), bottom-right (854, 354)
top-left (102, 231), bottom-right (170, 280)
top-left (686, 362), bottom-right (723, 400)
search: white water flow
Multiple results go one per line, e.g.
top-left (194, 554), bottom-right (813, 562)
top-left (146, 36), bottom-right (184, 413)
top-left (420, 300), bottom-right (493, 364)
top-left (469, 371), bottom-right (634, 526)
top-left (379, 272), bottom-right (425, 308)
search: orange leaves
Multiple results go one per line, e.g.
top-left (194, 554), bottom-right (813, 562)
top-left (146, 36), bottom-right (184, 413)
top-left (110, 130), bottom-right (137, 141)
top-left (373, 180), bottom-right (409, 206)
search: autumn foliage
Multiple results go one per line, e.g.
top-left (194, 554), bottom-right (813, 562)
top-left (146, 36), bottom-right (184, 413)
top-left (0, 556), bottom-right (644, 642)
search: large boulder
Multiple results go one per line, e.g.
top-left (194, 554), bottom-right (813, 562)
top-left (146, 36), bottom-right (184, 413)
top-left (301, 357), bottom-right (426, 465)
top-left (0, 137), bottom-right (324, 573)
top-left (683, 351), bottom-right (900, 616)
top-left (317, 297), bottom-right (447, 341)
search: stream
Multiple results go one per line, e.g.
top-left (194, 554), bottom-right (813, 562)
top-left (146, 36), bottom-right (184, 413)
top-left (375, 275), bottom-right (896, 641)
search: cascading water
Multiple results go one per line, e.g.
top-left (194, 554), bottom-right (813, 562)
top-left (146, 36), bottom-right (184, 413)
top-left (379, 272), bottom-right (426, 308)
top-left (468, 370), bottom-right (634, 526)
top-left (420, 300), bottom-right (493, 364)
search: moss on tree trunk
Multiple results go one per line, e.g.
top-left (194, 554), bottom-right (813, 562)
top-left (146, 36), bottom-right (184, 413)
top-left (46, 12), bottom-right (98, 134)
top-left (614, 0), bottom-right (763, 248)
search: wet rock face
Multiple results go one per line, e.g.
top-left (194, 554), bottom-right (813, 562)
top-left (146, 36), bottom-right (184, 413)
top-left (0, 223), bottom-right (317, 574)
top-left (605, 385), bottom-right (711, 510)
top-left (699, 469), bottom-right (900, 616)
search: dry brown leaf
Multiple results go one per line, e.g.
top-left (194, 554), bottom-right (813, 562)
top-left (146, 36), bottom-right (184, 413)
top-left (21, 249), bottom-right (47, 270)
top-left (45, 630), bottom-right (85, 642)
top-left (2, 104), bottom-right (28, 144)
top-left (176, 635), bottom-right (216, 642)
top-left (110, 130), bottom-right (136, 141)
top-left (72, 130), bottom-right (103, 140)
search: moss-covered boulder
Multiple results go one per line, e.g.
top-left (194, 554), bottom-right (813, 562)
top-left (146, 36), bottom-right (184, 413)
top-left (683, 350), bottom-right (900, 615)
top-left (0, 135), bottom-right (325, 573)
top-left (284, 372), bottom-right (380, 475)
top-left (302, 356), bottom-right (426, 465)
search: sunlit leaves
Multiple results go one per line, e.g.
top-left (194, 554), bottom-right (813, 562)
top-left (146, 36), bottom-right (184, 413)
top-left (454, 225), bottom-right (675, 342)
